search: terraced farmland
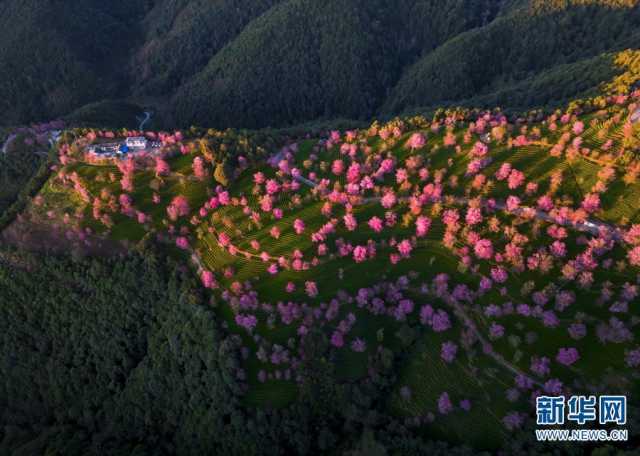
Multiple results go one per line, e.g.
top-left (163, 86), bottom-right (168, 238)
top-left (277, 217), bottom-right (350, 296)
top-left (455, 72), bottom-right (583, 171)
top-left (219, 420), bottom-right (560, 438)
top-left (27, 93), bottom-right (640, 450)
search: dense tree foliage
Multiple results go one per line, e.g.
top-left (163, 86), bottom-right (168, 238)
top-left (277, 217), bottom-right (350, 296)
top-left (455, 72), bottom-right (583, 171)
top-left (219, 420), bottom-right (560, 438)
top-left (132, 0), bottom-right (283, 96)
top-left (0, 248), bottom-right (258, 454)
top-left (64, 101), bottom-right (147, 130)
top-left (385, 1), bottom-right (640, 112)
top-left (0, 0), bottom-right (148, 126)
top-left (0, 134), bottom-right (52, 229)
top-left (1, 247), bottom-right (638, 454)
top-left (0, 247), bottom-right (476, 455)
top-left (8, 1), bottom-right (640, 128)
top-left (172, 0), bottom-right (499, 128)
top-left (0, 149), bottom-right (43, 216)
top-left (4, 2), bottom-right (640, 450)
top-left (5, 92), bottom-right (640, 453)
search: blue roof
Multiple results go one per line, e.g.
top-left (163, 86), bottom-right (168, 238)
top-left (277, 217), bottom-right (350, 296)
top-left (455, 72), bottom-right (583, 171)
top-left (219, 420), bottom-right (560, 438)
top-left (120, 144), bottom-right (129, 153)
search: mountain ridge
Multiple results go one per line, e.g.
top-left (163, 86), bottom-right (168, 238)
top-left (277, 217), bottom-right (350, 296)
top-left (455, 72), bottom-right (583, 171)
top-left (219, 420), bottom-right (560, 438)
top-left (0, 0), bottom-right (639, 129)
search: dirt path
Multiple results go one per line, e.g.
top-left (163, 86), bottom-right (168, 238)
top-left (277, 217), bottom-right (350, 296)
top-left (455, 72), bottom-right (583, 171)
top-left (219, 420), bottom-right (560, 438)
top-left (441, 292), bottom-right (544, 388)
top-left (137, 111), bottom-right (152, 131)
top-left (190, 250), bottom-right (205, 273)
top-left (270, 154), bottom-right (625, 243)
top-left (1, 133), bottom-right (17, 155)
top-left (269, 140), bottom-right (628, 242)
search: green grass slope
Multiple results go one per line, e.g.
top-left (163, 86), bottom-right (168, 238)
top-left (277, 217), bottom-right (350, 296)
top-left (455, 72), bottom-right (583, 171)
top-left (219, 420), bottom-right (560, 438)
top-left (26, 90), bottom-right (640, 450)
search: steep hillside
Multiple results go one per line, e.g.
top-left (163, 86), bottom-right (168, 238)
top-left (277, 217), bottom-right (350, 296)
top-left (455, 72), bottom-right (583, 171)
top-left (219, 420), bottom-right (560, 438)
top-left (0, 0), bottom-right (149, 126)
top-left (131, 0), bottom-right (284, 96)
top-left (171, 0), bottom-right (500, 128)
top-left (384, 1), bottom-right (640, 113)
top-left (1, 0), bottom-right (640, 128)
top-left (171, 0), bottom-right (392, 128)
top-left (0, 123), bottom-right (61, 227)
top-left (16, 89), bottom-right (640, 451)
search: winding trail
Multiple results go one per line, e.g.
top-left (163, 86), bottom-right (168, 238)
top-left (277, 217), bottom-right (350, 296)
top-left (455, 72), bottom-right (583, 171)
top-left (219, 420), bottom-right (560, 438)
top-left (265, 148), bottom-right (631, 385)
top-left (271, 135), bottom-right (630, 241)
top-left (191, 251), bottom-right (205, 273)
top-left (48, 131), bottom-right (62, 148)
top-left (457, 197), bottom-right (624, 242)
top-left (1, 133), bottom-right (17, 155)
top-left (137, 111), bottom-right (152, 131)
top-left (442, 293), bottom-right (544, 388)
top-left (272, 150), bottom-right (624, 243)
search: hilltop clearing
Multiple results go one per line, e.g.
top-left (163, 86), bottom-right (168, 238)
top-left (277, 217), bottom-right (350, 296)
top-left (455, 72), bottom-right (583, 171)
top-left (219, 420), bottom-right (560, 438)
top-left (15, 90), bottom-right (640, 450)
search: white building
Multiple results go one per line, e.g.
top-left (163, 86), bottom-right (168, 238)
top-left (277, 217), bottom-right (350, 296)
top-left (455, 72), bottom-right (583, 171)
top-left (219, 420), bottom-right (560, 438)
top-left (125, 136), bottom-right (148, 149)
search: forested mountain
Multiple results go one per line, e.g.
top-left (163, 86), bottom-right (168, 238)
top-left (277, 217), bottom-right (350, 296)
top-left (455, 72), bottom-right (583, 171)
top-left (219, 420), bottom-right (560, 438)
top-left (0, 248), bottom-right (513, 455)
top-left (131, 0), bottom-right (284, 96)
top-left (0, 249), bottom-right (274, 454)
top-left (5, 84), bottom-right (640, 453)
top-left (1, 0), bottom-right (640, 126)
top-left (171, 0), bottom-right (502, 128)
top-left (0, 0), bottom-right (148, 126)
top-left (384, 0), bottom-right (640, 113)
top-left (4, 1), bottom-right (640, 454)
